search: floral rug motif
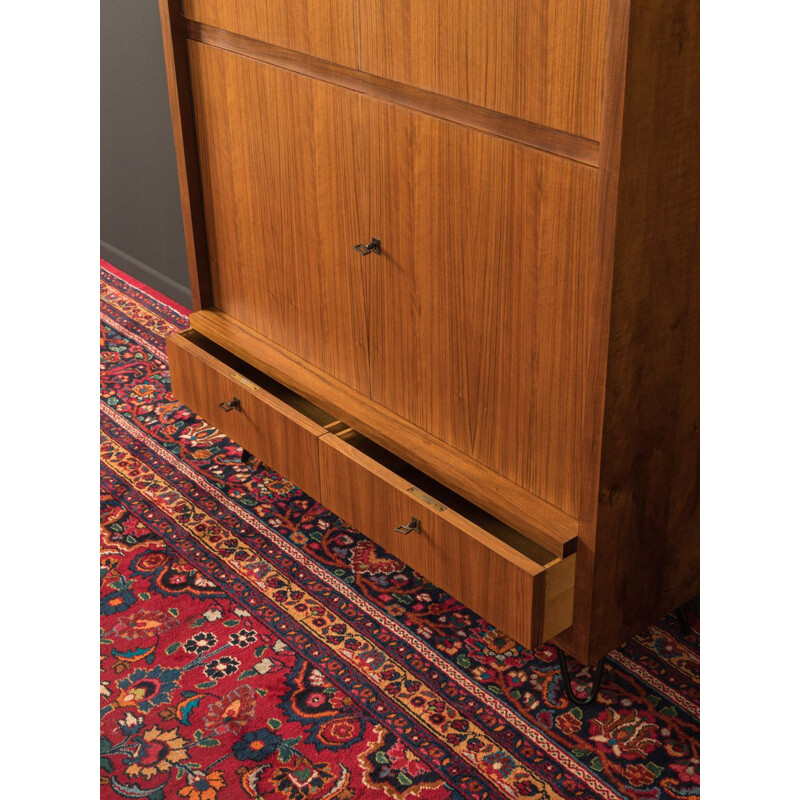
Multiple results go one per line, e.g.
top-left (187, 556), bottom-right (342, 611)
top-left (100, 261), bottom-right (699, 799)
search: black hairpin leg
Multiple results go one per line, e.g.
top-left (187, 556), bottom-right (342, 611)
top-left (675, 604), bottom-right (692, 637)
top-left (556, 647), bottom-right (607, 706)
top-left (241, 448), bottom-right (253, 464)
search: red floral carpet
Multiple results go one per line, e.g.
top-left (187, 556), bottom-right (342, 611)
top-left (100, 260), bottom-right (699, 800)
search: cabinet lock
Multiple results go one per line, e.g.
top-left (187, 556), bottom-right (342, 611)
top-left (353, 237), bottom-right (381, 256)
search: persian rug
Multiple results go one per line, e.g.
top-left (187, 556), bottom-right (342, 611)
top-left (100, 260), bottom-right (699, 800)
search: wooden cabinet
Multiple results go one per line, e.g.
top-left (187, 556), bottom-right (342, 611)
top-left (187, 38), bottom-right (597, 516)
top-left (160, 0), bottom-right (699, 664)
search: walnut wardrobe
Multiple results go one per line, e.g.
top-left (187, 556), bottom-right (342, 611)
top-left (158, 0), bottom-right (699, 699)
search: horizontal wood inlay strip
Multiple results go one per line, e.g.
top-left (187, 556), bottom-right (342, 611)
top-left (185, 20), bottom-right (601, 167)
top-left (190, 308), bottom-right (580, 558)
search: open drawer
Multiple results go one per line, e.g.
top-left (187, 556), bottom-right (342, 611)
top-left (167, 329), bottom-right (575, 649)
top-left (318, 430), bottom-right (576, 649)
top-left (166, 330), bottom-right (336, 497)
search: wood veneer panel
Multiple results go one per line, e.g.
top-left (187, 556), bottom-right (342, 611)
top-left (186, 42), bottom-right (370, 395)
top-left (185, 21), bottom-right (600, 167)
top-left (358, 0), bottom-right (607, 140)
top-left (182, 0), bottom-right (358, 67)
top-left (366, 97), bottom-right (598, 517)
top-left (555, 0), bottom-right (700, 664)
top-left (157, 0), bottom-right (211, 308)
top-left (166, 331), bottom-right (326, 497)
top-left (190, 307), bottom-right (580, 558)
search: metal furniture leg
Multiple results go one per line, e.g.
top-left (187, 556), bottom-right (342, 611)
top-left (556, 647), bottom-right (607, 706)
top-left (676, 604), bottom-right (692, 637)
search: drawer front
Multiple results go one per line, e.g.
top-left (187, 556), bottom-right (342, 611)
top-left (167, 332), bottom-right (327, 497)
top-left (318, 433), bottom-right (575, 648)
top-left (182, 0), bottom-right (358, 67)
top-left (358, 0), bottom-right (607, 140)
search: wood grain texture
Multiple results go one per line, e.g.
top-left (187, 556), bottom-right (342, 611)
top-left (162, 0), bottom-right (700, 665)
top-left (358, 0), bottom-right (607, 140)
top-left (541, 555), bottom-right (577, 642)
top-left (187, 41), bottom-right (371, 395)
top-left (190, 308), bottom-right (580, 558)
top-left (318, 433), bottom-right (575, 648)
top-left (186, 21), bottom-right (600, 167)
top-left (365, 96), bottom-right (598, 517)
top-left (167, 331), bottom-right (327, 498)
top-left (555, 0), bottom-right (700, 664)
top-left (157, 0), bottom-right (211, 309)
top-left (182, 0), bottom-right (359, 67)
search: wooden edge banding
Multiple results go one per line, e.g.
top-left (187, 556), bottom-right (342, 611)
top-left (190, 308), bottom-right (580, 558)
top-left (185, 20), bottom-right (600, 168)
top-left (165, 332), bottom-right (190, 397)
top-left (529, 571), bottom-right (547, 648)
top-left (319, 433), bottom-right (549, 575)
top-left (554, 0), bottom-right (633, 664)
top-left (540, 554), bottom-right (576, 642)
top-left (158, 0), bottom-right (212, 310)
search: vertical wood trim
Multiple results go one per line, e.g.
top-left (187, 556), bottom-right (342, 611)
top-left (540, 555), bottom-right (577, 643)
top-left (158, 0), bottom-right (212, 310)
top-left (554, 0), bottom-right (632, 664)
top-left (582, 0), bottom-right (699, 662)
top-left (529, 571), bottom-right (546, 649)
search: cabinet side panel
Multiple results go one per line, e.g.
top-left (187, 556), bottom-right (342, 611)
top-left (559, 0), bottom-right (699, 663)
top-left (158, 0), bottom-right (212, 309)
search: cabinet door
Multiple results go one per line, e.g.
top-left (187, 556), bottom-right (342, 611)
top-left (183, 0), bottom-right (359, 68)
top-left (187, 42), bottom-right (370, 395)
top-left (365, 97), bottom-right (598, 517)
top-left (358, 0), bottom-right (607, 140)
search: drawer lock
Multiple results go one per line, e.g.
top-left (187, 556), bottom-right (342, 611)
top-left (218, 397), bottom-right (241, 412)
top-left (395, 517), bottom-right (421, 535)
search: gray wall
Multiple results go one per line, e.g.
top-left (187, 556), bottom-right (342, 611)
top-left (101, 0), bottom-right (192, 306)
